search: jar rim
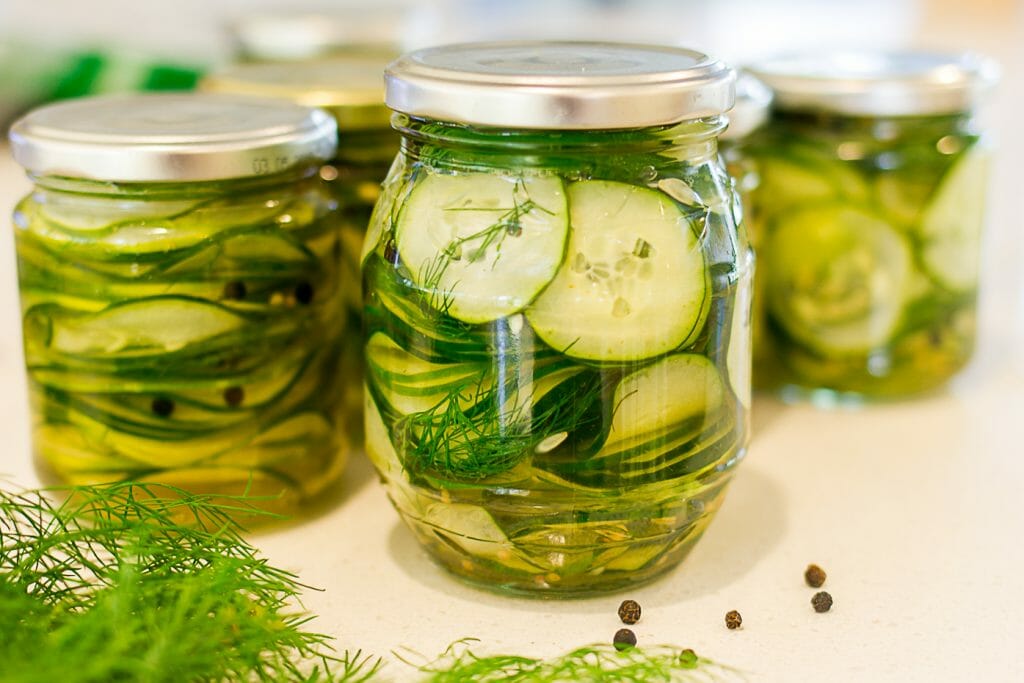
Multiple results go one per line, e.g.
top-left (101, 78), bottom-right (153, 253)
top-left (385, 41), bottom-right (736, 130)
top-left (9, 93), bottom-right (337, 182)
top-left (748, 50), bottom-right (999, 117)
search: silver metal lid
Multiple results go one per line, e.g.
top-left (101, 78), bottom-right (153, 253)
top-left (201, 58), bottom-right (391, 130)
top-left (722, 72), bottom-right (772, 141)
top-left (748, 51), bottom-right (999, 116)
top-left (9, 93), bottom-right (338, 182)
top-left (385, 41), bottom-right (735, 130)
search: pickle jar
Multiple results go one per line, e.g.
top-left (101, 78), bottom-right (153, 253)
top-left (9, 93), bottom-right (348, 511)
top-left (202, 59), bottom-right (399, 432)
top-left (747, 52), bottom-right (999, 400)
top-left (363, 42), bottom-right (751, 595)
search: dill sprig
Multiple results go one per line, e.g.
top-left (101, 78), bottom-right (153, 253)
top-left (419, 178), bottom-right (551, 314)
top-left (0, 482), bottom-right (381, 683)
top-left (395, 367), bottom-right (609, 482)
top-left (403, 639), bottom-right (736, 682)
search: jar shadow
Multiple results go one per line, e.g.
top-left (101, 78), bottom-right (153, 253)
top-left (384, 465), bottom-right (786, 612)
top-left (750, 393), bottom-right (789, 439)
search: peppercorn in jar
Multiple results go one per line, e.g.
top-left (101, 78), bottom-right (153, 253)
top-left (9, 94), bottom-right (349, 512)
top-left (363, 42), bottom-right (751, 594)
top-left (746, 52), bottom-right (999, 400)
top-left (202, 59), bottom-right (399, 435)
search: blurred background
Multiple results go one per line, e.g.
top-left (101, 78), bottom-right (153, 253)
top-left (0, 0), bottom-right (1021, 360)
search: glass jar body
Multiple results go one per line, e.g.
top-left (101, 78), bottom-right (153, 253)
top-left (363, 115), bottom-right (753, 595)
top-left (14, 168), bottom-right (349, 511)
top-left (747, 112), bottom-right (989, 400)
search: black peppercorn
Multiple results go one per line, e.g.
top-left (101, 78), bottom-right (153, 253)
top-left (151, 397), bottom-right (175, 417)
top-left (805, 564), bottom-right (827, 588)
top-left (812, 591), bottom-right (833, 613)
top-left (725, 610), bottom-right (742, 630)
top-left (223, 386), bottom-right (245, 407)
top-left (222, 281), bottom-right (246, 301)
top-left (613, 628), bottom-right (637, 651)
top-left (294, 281), bottom-right (314, 305)
top-left (383, 239), bottom-right (398, 264)
top-left (617, 599), bottom-right (641, 625)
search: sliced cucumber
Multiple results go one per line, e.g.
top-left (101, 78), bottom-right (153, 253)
top-left (366, 331), bottom-right (488, 415)
top-left (763, 205), bottom-right (913, 354)
top-left (756, 149), bottom-right (870, 220)
top-left (396, 172), bottom-right (569, 323)
top-left (919, 146), bottom-right (990, 292)
top-left (42, 296), bottom-right (247, 355)
top-left (605, 354), bottom-right (724, 450)
top-left (526, 180), bottom-right (709, 362)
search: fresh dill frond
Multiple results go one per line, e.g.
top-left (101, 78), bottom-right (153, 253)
top-left (402, 638), bottom-right (737, 683)
top-left (0, 482), bottom-right (381, 683)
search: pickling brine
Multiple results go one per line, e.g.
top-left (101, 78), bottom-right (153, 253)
top-left (364, 42), bottom-right (750, 595)
top-left (747, 52), bottom-right (998, 399)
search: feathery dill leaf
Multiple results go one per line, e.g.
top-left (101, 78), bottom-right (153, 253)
top-left (403, 639), bottom-right (735, 683)
top-left (0, 482), bottom-right (381, 683)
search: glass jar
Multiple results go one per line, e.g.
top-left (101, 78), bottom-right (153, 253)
top-left (364, 42), bottom-right (750, 595)
top-left (202, 59), bottom-right (399, 435)
top-left (720, 73), bottom-right (771, 396)
top-left (9, 93), bottom-right (347, 512)
top-left (747, 52), bottom-right (999, 400)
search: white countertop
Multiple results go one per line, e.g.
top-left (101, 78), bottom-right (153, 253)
top-left (2, 14), bottom-right (1024, 683)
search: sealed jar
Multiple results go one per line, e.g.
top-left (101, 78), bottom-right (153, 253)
top-left (363, 42), bottom-right (750, 594)
top-left (747, 52), bottom-right (999, 400)
top-left (9, 93), bottom-right (348, 511)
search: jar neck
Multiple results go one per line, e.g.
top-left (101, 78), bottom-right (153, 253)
top-left (29, 164), bottom-right (321, 199)
top-left (770, 110), bottom-right (977, 144)
top-left (392, 114), bottom-right (726, 170)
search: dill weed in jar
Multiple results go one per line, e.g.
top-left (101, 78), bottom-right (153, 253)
top-left (363, 42), bottom-right (751, 594)
top-left (747, 52), bottom-right (999, 400)
top-left (9, 93), bottom-right (348, 513)
top-left (202, 58), bottom-right (398, 436)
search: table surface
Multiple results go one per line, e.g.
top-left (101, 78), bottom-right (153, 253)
top-left (2, 15), bottom-right (1024, 683)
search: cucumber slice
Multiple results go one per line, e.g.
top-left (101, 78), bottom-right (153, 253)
top-left (756, 150), bottom-right (870, 220)
top-left (763, 205), bottom-right (913, 354)
top-left (526, 180), bottom-right (709, 362)
top-left (605, 354), bottom-right (724, 450)
top-left (366, 332), bottom-right (487, 415)
top-left (395, 173), bottom-right (569, 323)
top-left (919, 146), bottom-right (990, 292)
top-left (43, 296), bottom-right (246, 355)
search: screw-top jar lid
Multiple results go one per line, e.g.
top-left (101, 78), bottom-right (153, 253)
top-left (721, 72), bottom-right (772, 141)
top-left (385, 41), bottom-right (735, 130)
top-left (748, 51), bottom-right (999, 116)
top-left (201, 58), bottom-right (392, 131)
top-left (9, 93), bottom-right (338, 182)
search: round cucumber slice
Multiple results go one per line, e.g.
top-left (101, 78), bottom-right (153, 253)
top-left (395, 172), bottom-right (569, 323)
top-left (526, 180), bottom-right (709, 362)
top-left (763, 205), bottom-right (913, 354)
top-left (919, 146), bottom-right (990, 292)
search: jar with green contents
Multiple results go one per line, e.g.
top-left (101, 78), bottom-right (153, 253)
top-left (720, 73), bottom-right (771, 393)
top-left (363, 42), bottom-right (750, 594)
top-left (202, 60), bottom-right (398, 433)
top-left (9, 93), bottom-right (347, 510)
top-left (747, 52), bottom-right (999, 400)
